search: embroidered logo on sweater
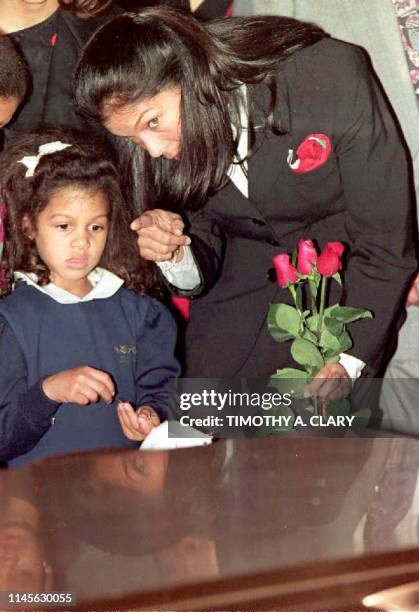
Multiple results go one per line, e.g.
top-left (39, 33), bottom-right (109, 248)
top-left (114, 345), bottom-right (137, 364)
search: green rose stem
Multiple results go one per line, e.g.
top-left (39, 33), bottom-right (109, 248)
top-left (317, 275), bottom-right (328, 335)
top-left (314, 275), bottom-right (328, 418)
top-left (291, 280), bottom-right (323, 417)
top-left (312, 395), bottom-right (326, 419)
top-left (288, 283), bottom-right (304, 335)
top-left (308, 279), bottom-right (318, 316)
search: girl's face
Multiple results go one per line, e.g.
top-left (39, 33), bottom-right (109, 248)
top-left (25, 186), bottom-right (109, 297)
top-left (103, 87), bottom-right (182, 161)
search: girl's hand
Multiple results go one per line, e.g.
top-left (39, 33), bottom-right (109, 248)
top-left (117, 402), bottom-right (160, 441)
top-left (130, 209), bottom-right (191, 262)
top-left (42, 366), bottom-right (115, 404)
top-left (304, 362), bottom-right (352, 407)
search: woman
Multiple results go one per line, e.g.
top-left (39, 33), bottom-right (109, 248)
top-left (74, 7), bottom-right (416, 397)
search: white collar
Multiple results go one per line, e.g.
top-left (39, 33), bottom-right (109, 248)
top-left (14, 267), bottom-right (124, 304)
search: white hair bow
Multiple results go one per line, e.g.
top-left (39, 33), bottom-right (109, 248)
top-left (18, 141), bottom-right (72, 178)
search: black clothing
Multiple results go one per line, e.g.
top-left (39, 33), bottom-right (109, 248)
top-left (2, 7), bottom-right (121, 150)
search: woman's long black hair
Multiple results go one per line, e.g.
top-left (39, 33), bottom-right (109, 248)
top-left (0, 128), bottom-right (160, 297)
top-left (75, 7), bottom-right (326, 212)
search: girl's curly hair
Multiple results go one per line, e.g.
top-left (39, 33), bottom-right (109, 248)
top-left (0, 128), bottom-right (161, 297)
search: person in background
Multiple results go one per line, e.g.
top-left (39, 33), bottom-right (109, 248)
top-left (0, 36), bottom-right (30, 268)
top-left (0, 36), bottom-right (30, 129)
top-left (0, 0), bottom-right (120, 151)
top-left (233, 0), bottom-right (419, 426)
top-left (74, 7), bottom-right (416, 402)
top-left (0, 129), bottom-right (179, 467)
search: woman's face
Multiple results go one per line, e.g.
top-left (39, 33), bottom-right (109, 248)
top-left (103, 87), bottom-right (182, 161)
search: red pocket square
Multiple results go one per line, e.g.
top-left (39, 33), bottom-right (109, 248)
top-left (288, 134), bottom-right (332, 174)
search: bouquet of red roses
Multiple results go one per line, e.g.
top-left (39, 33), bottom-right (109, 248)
top-left (268, 240), bottom-right (372, 386)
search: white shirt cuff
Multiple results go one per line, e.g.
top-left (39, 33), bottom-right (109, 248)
top-left (339, 353), bottom-right (366, 380)
top-left (157, 245), bottom-right (201, 291)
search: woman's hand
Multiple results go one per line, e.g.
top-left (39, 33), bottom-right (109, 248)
top-left (304, 362), bottom-right (352, 407)
top-left (42, 366), bottom-right (115, 404)
top-left (131, 209), bottom-right (191, 262)
top-left (117, 402), bottom-right (160, 441)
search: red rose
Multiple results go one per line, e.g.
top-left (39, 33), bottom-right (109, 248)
top-left (289, 134), bottom-right (332, 174)
top-left (297, 239), bottom-right (317, 275)
top-left (273, 253), bottom-right (298, 287)
top-left (317, 242), bottom-right (345, 277)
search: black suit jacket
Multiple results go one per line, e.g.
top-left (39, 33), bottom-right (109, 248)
top-left (174, 38), bottom-right (417, 378)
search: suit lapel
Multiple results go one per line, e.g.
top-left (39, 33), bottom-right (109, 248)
top-left (247, 79), bottom-right (291, 206)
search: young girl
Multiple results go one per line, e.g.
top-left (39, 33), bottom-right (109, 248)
top-left (0, 129), bottom-right (180, 467)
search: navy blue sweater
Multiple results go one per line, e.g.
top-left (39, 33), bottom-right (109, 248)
top-left (0, 283), bottom-right (180, 466)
